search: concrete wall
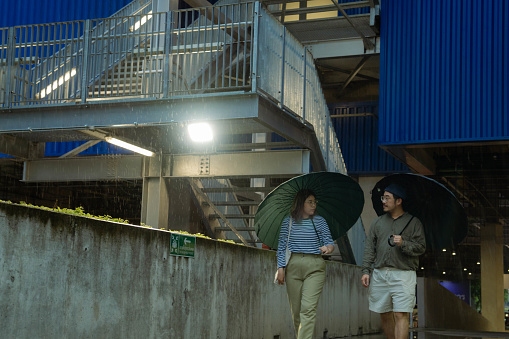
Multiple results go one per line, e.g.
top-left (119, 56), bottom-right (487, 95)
top-left (417, 278), bottom-right (491, 339)
top-left (0, 202), bottom-right (381, 339)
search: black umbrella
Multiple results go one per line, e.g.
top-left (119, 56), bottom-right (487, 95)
top-left (371, 173), bottom-right (468, 250)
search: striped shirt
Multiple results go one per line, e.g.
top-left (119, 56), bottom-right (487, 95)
top-left (277, 215), bottom-right (334, 268)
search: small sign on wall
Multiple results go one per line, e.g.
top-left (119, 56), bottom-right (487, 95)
top-left (170, 233), bottom-right (196, 258)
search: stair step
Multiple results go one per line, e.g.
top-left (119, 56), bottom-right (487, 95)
top-left (201, 187), bottom-right (273, 193)
top-left (232, 239), bottom-right (261, 244)
top-left (216, 141), bottom-right (297, 151)
top-left (210, 201), bottom-right (260, 206)
top-left (209, 214), bottom-right (255, 219)
top-left (215, 227), bottom-right (256, 232)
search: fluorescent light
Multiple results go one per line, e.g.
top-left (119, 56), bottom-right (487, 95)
top-left (105, 137), bottom-right (154, 156)
top-left (188, 122), bottom-right (213, 142)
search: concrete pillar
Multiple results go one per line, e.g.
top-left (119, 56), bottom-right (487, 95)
top-left (250, 133), bottom-right (267, 248)
top-left (480, 221), bottom-right (505, 331)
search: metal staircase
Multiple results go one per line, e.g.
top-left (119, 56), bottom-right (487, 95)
top-left (1, 1), bottom-right (352, 256)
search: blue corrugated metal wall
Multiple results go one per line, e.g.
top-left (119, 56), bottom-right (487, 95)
top-left (45, 142), bottom-right (133, 156)
top-left (380, 0), bottom-right (509, 145)
top-left (330, 102), bottom-right (408, 175)
top-left (0, 0), bottom-right (132, 27)
top-left (337, 0), bottom-right (370, 16)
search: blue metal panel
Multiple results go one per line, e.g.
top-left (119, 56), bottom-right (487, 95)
top-left (330, 102), bottom-right (408, 175)
top-left (1, 0), bottom-right (132, 27)
top-left (2, 142), bottom-right (132, 157)
top-left (380, 0), bottom-right (509, 145)
top-left (44, 141), bottom-right (132, 156)
top-left (337, 0), bottom-right (371, 16)
top-left (0, 141), bottom-right (131, 158)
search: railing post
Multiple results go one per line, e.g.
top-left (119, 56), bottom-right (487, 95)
top-left (302, 47), bottom-right (307, 121)
top-left (250, 1), bottom-right (260, 93)
top-left (325, 112), bottom-right (330, 170)
top-left (279, 26), bottom-right (286, 109)
top-left (81, 20), bottom-right (91, 104)
top-left (162, 11), bottom-right (173, 99)
top-left (5, 28), bottom-right (16, 108)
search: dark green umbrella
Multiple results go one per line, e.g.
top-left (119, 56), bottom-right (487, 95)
top-left (371, 173), bottom-right (468, 250)
top-left (255, 172), bottom-right (365, 249)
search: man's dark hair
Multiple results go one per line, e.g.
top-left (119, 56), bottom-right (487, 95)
top-left (388, 192), bottom-right (406, 211)
top-left (290, 188), bottom-right (316, 221)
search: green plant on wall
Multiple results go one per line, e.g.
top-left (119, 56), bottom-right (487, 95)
top-left (0, 199), bottom-right (239, 245)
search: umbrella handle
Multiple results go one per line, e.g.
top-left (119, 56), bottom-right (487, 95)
top-left (388, 235), bottom-right (396, 247)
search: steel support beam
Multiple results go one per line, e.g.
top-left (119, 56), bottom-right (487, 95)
top-left (0, 93), bottom-right (260, 133)
top-left (307, 37), bottom-right (380, 59)
top-left (256, 96), bottom-right (325, 171)
top-left (339, 55), bottom-right (371, 94)
top-left (169, 150), bottom-right (310, 177)
top-left (141, 155), bottom-right (170, 229)
top-left (331, 0), bottom-right (375, 50)
top-left (59, 140), bottom-right (102, 158)
top-left (22, 150), bottom-right (310, 182)
top-left (23, 155), bottom-right (145, 182)
top-left (0, 133), bottom-right (42, 159)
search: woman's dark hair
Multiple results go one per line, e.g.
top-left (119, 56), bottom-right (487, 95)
top-left (290, 188), bottom-right (316, 221)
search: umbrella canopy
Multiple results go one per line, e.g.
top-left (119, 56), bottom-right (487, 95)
top-left (371, 173), bottom-right (468, 250)
top-left (255, 172), bottom-right (364, 249)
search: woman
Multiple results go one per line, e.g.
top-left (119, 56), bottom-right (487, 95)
top-left (276, 189), bottom-right (334, 339)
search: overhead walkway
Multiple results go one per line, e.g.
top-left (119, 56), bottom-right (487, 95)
top-left (0, 0), bottom-right (357, 256)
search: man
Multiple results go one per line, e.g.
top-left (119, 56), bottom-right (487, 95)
top-left (361, 184), bottom-right (426, 339)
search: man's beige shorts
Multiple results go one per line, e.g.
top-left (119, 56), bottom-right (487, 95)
top-left (368, 267), bottom-right (416, 313)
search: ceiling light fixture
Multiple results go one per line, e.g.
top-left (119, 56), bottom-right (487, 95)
top-left (188, 122), bottom-right (213, 142)
top-left (105, 137), bottom-right (154, 156)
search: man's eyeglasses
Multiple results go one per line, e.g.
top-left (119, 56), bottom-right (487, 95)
top-left (380, 196), bottom-right (393, 203)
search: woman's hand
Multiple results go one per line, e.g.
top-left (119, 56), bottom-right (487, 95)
top-left (319, 244), bottom-right (334, 255)
top-left (277, 267), bottom-right (285, 285)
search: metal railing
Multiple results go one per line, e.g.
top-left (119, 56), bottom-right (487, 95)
top-left (256, 5), bottom-right (347, 173)
top-left (0, 2), bottom-right (254, 106)
top-left (0, 1), bottom-right (345, 173)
